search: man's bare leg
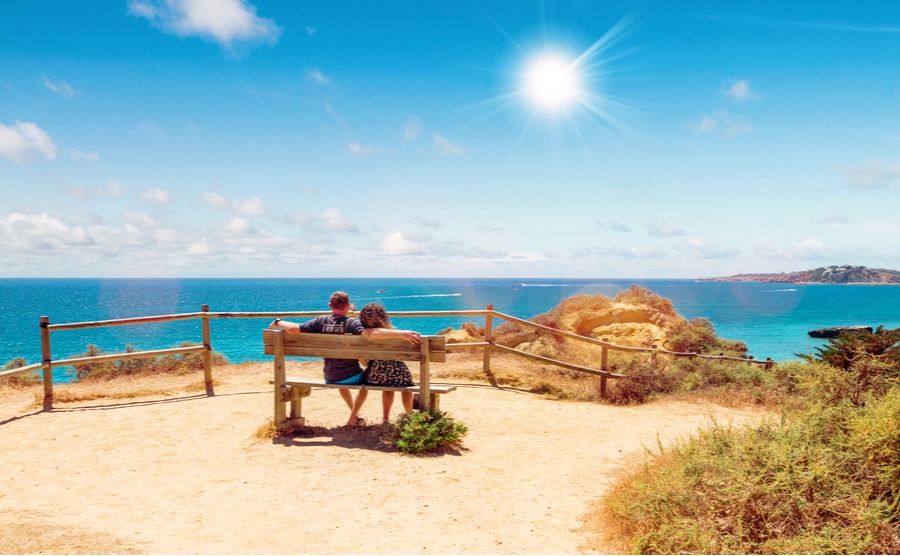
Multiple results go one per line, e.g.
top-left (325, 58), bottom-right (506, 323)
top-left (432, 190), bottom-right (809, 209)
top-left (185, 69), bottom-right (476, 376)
top-left (347, 389), bottom-right (368, 426)
top-left (338, 388), bottom-right (354, 410)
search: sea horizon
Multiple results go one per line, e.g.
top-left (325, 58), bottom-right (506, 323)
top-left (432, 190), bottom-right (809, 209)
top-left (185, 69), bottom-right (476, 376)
top-left (4, 277), bottom-right (900, 383)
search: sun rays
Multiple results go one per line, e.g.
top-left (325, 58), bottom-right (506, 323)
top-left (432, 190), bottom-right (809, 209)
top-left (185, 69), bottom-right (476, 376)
top-left (467, 13), bottom-right (641, 160)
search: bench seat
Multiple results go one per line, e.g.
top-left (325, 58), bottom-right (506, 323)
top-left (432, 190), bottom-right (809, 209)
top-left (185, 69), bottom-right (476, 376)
top-left (274, 376), bottom-right (456, 395)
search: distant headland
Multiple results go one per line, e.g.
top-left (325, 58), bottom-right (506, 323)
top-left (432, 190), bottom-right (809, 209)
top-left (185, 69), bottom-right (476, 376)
top-left (699, 265), bottom-right (900, 284)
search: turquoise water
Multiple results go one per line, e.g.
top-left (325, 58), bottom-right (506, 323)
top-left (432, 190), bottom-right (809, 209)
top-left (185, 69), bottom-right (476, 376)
top-left (2, 278), bottom-right (899, 382)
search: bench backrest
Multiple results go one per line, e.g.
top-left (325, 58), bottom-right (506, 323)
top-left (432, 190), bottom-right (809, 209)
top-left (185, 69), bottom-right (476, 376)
top-left (262, 331), bottom-right (447, 363)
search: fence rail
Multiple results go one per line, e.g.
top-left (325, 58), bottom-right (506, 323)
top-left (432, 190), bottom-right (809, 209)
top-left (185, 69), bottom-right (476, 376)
top-left (2, 304), bottom-right (773, 410)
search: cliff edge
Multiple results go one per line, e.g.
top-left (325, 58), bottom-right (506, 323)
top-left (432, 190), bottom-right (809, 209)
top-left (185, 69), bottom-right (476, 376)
top-left (700, 265), bottom-right (900, 284)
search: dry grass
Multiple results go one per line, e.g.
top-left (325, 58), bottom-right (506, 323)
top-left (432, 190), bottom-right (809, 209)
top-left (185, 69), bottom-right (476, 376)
top-left (0, 510), bottom-right (143, 554)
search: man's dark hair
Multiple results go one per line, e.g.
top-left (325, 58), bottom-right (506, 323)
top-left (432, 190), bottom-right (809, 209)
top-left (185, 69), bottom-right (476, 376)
top-left (329, 291), bottom-right (350, 309)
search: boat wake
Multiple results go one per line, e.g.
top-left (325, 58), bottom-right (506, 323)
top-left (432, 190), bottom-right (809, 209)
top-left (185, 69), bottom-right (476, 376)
top-left (519, 283), bottom-right (618, 288)
top-left (373, 293), bottom-right (463, 300)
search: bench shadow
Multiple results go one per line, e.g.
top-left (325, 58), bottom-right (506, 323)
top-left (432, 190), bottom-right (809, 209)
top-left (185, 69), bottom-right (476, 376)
top-left (272, 424), bottom-right (466, 456)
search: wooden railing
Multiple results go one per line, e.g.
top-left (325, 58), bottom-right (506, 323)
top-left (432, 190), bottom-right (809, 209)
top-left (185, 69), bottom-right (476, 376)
top-left (1, 304), bottom-right (774, 410)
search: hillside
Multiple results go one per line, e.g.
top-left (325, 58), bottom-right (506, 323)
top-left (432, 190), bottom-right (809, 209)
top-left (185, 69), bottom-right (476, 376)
top-left (699, 264), bottom-right (900, 284)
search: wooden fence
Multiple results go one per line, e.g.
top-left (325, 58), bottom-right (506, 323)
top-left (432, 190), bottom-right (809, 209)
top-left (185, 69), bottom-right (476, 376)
top-left (0, 304), bottom-right (774, 410)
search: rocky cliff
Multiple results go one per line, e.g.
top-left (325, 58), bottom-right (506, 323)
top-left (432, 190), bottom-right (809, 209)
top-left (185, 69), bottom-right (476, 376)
top-left (700, 265), bottom-right (900, 284)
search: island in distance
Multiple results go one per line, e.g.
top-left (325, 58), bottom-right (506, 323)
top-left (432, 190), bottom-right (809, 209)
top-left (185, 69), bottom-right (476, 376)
top-left (699, 264), bottom-right (900, 284)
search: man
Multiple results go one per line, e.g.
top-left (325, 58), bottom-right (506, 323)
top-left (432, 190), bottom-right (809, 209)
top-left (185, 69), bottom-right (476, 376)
top-left (268, 291), bottom-right (419, 426)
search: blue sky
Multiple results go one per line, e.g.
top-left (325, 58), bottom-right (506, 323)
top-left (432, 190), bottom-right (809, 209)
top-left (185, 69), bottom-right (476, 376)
top-left (2, 0), bottom-right (899, 279)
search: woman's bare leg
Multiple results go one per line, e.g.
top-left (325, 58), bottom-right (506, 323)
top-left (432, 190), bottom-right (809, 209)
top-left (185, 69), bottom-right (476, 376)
top-left (381, 391), bottom-right (395, 423)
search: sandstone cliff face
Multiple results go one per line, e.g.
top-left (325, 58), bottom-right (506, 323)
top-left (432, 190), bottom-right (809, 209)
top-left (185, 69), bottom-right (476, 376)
top-left (443, 286), bottom-right (686, 366)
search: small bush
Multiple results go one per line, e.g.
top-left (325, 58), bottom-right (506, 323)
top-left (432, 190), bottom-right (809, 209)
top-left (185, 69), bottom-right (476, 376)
top-left (72, 342), bottom-right (228, 381)
top-left (2, 357), bottom-right (41, 387)
top-left (389, 410), bottom-right (467, 454)
top-left (665, 317), bottom-right (747, 356)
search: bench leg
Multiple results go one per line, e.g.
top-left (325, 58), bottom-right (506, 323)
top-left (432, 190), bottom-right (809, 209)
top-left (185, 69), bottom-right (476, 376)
top-left (290, 386), bottom-right (311, 423)
top-left (413, 393), bottom-right (441, 412)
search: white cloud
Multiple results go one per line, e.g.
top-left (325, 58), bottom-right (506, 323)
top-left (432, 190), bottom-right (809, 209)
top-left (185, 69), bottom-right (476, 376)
top-left (596, 220), bottom-right (632, 232)
top-left (66, 179), bottom-right (125, 200)
top-left (755, 237), bottom-right (828, 260)
top-left (814, 213), bottom-right (849, 224)
top-left (0, 121), bottom-right (57, 163)
top-left (69, 148), bottom-right (100, 161)
top-left (403, 115), bottom-right (423, 140)
top-left (836, 159), bottom-right (900, 190)
top-left (433, 133), bottom-right (464, 156)
top-left (407, 216), bottom-right (442, 229)
top-left (224, 216), bottom-right (253, 234)
top-left (320, 208), bottom-right (359, 233)
top-left (128, 0), bottom-right (281, 51)
top-left (435, 240), bottom-right (505, 259)
top-left (690, 116), bottom-right (718, 133)
top-left (138, 121), bottom-right (164, 136)
top-left (645, 222), bottom-right (685, 237)
top-left (722, 79), bottom-right (759, 101)
top-left (305, 68), bottom-right (331, 86)
top-left (379, 232), bottom-right (426, 256)
top-left (122, 211), bottom-right (160, 228)
top-left (0, 212), bottom-right (95, 251)
top-left (615, 245), bottom-right (670, 259)
top-left (42, 77), bottom-right (75, 97)
top-left (232, 196), bottom-right (267, 216)
top-left (139, 188), bottom-right (173, 205)
top-left (688, 110), bottom-right (753, 137)
top-left (680, 237), bottom-right (741, 259)
top-left (347, 141), bottom-right (375, 158)
top-left (202, 192), bottom-right (268, 216)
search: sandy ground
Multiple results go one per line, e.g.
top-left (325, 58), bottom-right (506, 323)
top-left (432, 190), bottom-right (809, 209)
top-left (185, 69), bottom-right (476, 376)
top-left (0, 360), bottom-right (770, 555)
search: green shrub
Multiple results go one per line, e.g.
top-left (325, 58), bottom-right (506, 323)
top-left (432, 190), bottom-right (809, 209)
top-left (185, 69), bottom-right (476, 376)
top-left (665, 317), bottom-right (747, 356)
top-left (389, 410), bottom-right (467, 454)
top-left (599, 365), bottom-right (900, 554)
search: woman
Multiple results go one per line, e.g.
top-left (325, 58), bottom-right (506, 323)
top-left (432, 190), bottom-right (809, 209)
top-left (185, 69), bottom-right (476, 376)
top-left (358, 302), bottom-right (418, 423)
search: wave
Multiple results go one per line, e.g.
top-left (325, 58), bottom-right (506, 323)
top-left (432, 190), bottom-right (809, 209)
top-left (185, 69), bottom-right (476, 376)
top-left (767, 288), bottom-right (799, 292)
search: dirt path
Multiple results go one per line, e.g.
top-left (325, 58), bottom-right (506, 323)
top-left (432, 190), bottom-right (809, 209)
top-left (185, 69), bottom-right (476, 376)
top-left (0, 362), bottom-right (768, 554)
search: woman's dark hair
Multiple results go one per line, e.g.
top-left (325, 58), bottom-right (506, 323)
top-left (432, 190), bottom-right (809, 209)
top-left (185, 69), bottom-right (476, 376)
top-left (359, 303), bottom-right (391, 329)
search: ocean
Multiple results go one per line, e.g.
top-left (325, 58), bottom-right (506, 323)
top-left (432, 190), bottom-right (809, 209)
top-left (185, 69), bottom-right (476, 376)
top-left (3, 277), bottom-right (899, 382)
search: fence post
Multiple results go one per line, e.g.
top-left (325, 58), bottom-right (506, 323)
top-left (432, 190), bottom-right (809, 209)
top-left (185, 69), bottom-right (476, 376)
top-left (600, 338), bottom-right (609, 399)
top-left (764, 357), bottom-right (774, 370)
top-left (201, 304), bottom-right (213, 395)
top-left (651, 344), bottom-right (658, 367)
top-left (40, 316), bottom-right (52, 410)
top-left (718, 351), bottom-right (724, 364)
top-left (482, 304), bottom-right (493, 375)
top-left (419, 339), bottom-right (432, 412)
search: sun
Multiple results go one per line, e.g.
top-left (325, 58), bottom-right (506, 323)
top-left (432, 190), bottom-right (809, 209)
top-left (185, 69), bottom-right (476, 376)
top-left (525, 55), bottom-right (581, 109)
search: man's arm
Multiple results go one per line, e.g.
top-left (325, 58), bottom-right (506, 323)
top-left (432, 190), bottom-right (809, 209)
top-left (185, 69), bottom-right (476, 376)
top-left (268, 319), bottom-right (302, 334)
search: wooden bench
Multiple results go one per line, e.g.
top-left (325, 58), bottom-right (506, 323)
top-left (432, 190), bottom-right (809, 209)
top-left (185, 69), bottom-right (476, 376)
top-left (263, 330), bottom-right (452, 426)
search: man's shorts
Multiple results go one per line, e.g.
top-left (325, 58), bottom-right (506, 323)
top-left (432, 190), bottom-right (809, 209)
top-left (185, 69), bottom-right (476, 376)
top-left (325, 373), bottom-right (365, 385)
